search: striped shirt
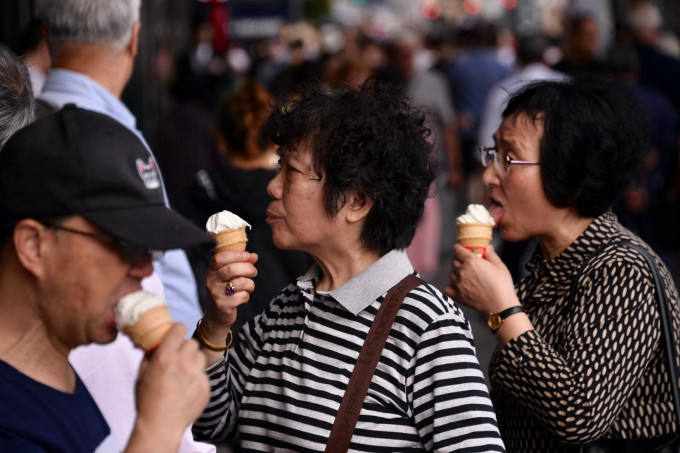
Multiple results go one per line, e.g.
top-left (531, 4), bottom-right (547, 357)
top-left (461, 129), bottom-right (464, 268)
top-left (194, 250), bottom-right (505, 452)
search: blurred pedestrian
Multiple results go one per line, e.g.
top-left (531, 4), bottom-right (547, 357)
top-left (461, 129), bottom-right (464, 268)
top-left (446, 21), bottom-right (512, 182)
top-left (553, 12), bottom-right (604, 76)
top-left (380, 35), bottom-right (463, 279)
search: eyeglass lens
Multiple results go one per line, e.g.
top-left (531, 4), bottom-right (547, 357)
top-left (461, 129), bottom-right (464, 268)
top-left (480, 147), bottom-right (508, 173)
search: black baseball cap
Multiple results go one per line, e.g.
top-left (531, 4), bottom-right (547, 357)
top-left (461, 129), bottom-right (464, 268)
top-left (0, 105), bottom-right (214, 250)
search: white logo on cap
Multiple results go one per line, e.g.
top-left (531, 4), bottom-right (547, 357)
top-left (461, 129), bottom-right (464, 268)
top-left (136, 158), bottom-right (161, 190)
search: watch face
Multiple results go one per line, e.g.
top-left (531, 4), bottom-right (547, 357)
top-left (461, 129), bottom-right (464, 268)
top-left (488, 313), bottom-right (502, 331)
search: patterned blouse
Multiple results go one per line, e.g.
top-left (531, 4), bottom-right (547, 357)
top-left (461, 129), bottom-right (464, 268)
top-left (490, 212), bottom-right (680, 452)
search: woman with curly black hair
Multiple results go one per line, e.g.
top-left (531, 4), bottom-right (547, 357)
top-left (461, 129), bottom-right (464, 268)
top-left (193, 80), bottom-right (506, 452)
top-left (446, 79), bottom-right (680, 452)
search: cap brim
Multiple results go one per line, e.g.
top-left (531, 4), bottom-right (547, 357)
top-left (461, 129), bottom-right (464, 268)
top-left (85, 206), bottom-right (215, 251)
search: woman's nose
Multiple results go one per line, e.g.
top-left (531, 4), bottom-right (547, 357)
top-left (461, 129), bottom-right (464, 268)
top-left (267, 171), bottom-right (282, 199)
top-left (482, 164), bottom-right (499, 187)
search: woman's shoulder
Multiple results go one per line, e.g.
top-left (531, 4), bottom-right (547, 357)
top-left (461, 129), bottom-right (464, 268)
top-left (400, 281), bottom-right (469, 328)
top-left (573, 233), bottom-right (677, 312)
top-left (581, 234), bottom-right (660, 279)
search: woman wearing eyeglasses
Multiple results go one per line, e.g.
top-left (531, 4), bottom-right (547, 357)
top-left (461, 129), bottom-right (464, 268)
top-left (446, 79), bottom-right (680, 452)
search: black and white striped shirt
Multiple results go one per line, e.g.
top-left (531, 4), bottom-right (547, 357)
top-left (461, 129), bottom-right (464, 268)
top-left (194, 250), bottom-right (505, 452)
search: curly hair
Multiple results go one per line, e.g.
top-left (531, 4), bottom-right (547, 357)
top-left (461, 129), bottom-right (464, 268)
top-left (503, 78), bottom-right (647, 217)
top-left (216, 79), bottom-right (273, 160)
top-left (268, 79), bottom-right (437, 255)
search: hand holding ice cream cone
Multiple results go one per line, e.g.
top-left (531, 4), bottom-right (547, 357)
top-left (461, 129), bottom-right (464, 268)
top-left (456, 204), bottom-right (495, 258)
top-left (199, 211), bottom-right (258, 363)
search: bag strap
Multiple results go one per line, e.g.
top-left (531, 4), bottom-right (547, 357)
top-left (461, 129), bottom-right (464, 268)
top-left (616, 241), bottom-right (680, 435)
top-left (324, 274), bottom-right (425, 453)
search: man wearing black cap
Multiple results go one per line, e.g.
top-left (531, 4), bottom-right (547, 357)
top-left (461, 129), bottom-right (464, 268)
top-left (0, 105), bottom-right (214, 451)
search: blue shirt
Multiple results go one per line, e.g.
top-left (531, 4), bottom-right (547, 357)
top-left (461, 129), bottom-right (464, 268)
top-left (39, 69), bottom-right (202, 330)
top-left (0, 360), bottom-right (119, 452)
top-left (446, 49), bottom-right (513, 132)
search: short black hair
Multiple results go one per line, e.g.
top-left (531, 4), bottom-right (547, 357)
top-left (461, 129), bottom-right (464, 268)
top-left (503, 78), bottom-right (647, 217)
top-left (268, 79), bottom-right (437, 255)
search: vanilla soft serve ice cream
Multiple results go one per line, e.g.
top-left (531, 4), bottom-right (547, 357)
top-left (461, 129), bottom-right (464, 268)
top-left (205, 210), bottom-right (251, 234)
top-left (115, 291), bottom-right (173, 351)
top-left (456, 204), bottom-right (494, 258)
top-left (456, 204), bottom-right (495, 225)
top-left (206, 210), bottom-right (251, 252)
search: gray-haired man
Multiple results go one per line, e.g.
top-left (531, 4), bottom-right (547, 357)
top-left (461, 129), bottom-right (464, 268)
top-left (35, 0), bottom-right (204, 331)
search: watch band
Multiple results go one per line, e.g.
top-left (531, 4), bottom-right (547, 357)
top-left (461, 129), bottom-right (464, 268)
top-left (488, 305), bottom-right (524, 333)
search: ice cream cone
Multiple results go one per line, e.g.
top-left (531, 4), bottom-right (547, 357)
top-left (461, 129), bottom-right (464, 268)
top-left (212, 227), bottom-right (248, 252)
top-left (457, 222), bottom-right (493, 257)
top-left (122, 305), bottom-right (173, 351)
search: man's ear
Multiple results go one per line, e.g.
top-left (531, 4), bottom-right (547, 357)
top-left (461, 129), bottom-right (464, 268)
top-left (127, 21), bottom-right (141, 58)
top-left (346, 193), bottom-right (373, 224)
top-left (13, 219), bottom-right (48, 279)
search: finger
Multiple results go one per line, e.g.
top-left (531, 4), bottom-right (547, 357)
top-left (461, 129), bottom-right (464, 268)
top-left (153, 323), bottom-right (187, 355)
top-left (179, 337), bottom-right (207, 369)
top-left (452, 243), bottom-right (472, 261)
top-left (448, 269), bottom-right (459, 283)
top-left (223, 277), bottom-right (256, 296)
top-left (246, 252), bottom-right (259, 265)
top-left (449, 261), bottom-right (461, 282)
top-left (210, 251), bottom-right (252, 270)
top-left (484, 244), bottom-right (502, 264)
top-left (211, 286), bottom-right (251, 311)
top-left (214, 261), bottom-right (258, 281)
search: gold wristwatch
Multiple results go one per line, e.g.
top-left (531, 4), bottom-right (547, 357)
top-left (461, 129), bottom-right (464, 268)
top-left (488, 306), bottom-right (524, 333)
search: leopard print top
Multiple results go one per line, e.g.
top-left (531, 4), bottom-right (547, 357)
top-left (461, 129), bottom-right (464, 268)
top-left (490, 212), bottom-right (680, 452)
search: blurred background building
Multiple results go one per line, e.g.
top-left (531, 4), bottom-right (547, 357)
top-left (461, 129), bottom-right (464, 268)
top-left (2, 0), bottom-right (678, 138)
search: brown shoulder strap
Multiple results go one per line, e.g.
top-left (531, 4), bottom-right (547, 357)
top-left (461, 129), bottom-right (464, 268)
top-left (325, 274), bottom-right (425, 453)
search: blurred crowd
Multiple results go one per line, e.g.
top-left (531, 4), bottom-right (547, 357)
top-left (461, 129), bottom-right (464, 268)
top-left (12, 0), bottom-right (680, 300)
top-left (140, 0), bottom-right (680, 289)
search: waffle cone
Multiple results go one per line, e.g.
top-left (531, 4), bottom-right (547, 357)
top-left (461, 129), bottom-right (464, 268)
top-left (212, 227), bottom-right (248, 252)
top-left (122, 305), bottom-right (173, 351)
top-left (456, 222), bottom-right (493, 248)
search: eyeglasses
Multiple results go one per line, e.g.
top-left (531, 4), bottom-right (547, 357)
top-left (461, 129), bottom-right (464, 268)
top-left (42, 221), bottom-right (164, 263)
top-left (479, 145), bottom-right (540, 174)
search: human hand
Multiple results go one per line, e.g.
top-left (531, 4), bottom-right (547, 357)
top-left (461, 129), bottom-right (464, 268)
top-left (204, 250), bottom-right (258, 329)
top-left (445, 244), bottom-right (519, 314)
top-left (131, 324), bottom-right (209, 450)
